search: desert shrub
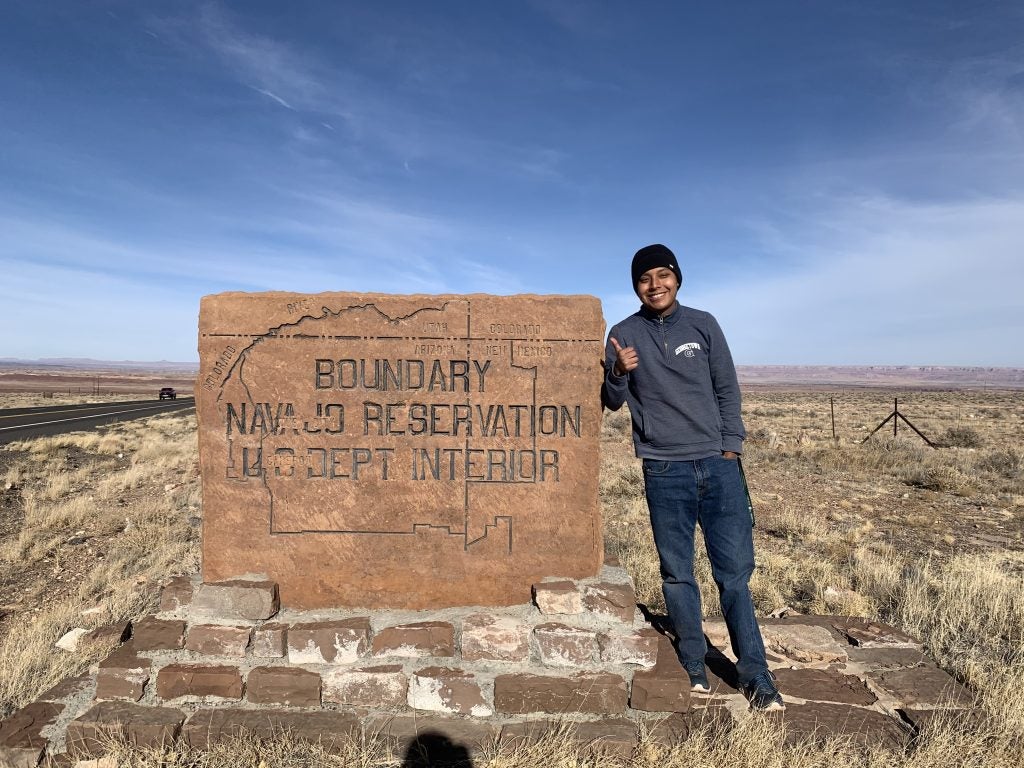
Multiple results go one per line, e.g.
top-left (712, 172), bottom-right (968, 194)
top-left (902, 464), bottom-right (976, 495)
top-left (746, 427), bottom-right (772, 446)
top-left (749, 406), bottom-right (789, 417)
top-left (941, 425), bottom-right (984, 448)
top-left (976, 448), bottom-right (1023, 479)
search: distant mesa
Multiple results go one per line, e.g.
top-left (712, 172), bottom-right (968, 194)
top-left (0, 357), bottom-right (200, 373)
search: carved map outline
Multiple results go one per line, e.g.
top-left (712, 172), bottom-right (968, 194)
top-left (203, 299), bottom-right (600, 554)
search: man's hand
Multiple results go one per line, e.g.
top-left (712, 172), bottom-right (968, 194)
top-left (722, 451), bottom-right (738, 460)
top-left (609, 337), bottom-right (639, 376)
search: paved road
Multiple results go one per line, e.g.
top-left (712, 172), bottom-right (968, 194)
top-left (0, 398), bottom-right (195, 445)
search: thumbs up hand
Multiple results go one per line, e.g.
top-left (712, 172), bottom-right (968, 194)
top-left (609, 337), bottom-right (639, 376)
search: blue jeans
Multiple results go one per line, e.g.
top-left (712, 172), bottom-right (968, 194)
top-left (643, 455), bottom-right (768, 685)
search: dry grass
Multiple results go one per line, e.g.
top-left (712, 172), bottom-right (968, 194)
top-left (593, 389), bottom-right (1024, 767)
top-left (2, 388), bottom-right (1023, 766)
top-left (0, 410), bottom-right (200, 718)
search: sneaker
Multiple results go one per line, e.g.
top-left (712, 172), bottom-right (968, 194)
top-left (682, 661), bottom-right (710, 693)
top-left (745, 669), bottom-right (784, 711)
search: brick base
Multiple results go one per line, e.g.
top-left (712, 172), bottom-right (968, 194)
top-left (1, 572), bottom-right (962, 762)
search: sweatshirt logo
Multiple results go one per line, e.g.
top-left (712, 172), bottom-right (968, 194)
top-left (675, 342), bottom-right (701, 358)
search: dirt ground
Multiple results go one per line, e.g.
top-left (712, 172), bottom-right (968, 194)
top-left (1, 380), bottom-right (1021, 641)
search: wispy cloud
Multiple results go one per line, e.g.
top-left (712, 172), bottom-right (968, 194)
top-left (684, 194), bottom-right (1024, 366)
top-left (251, 87), bottom-right (294, 110)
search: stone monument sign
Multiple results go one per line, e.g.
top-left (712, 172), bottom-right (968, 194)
top-left (197, 292), bottom-right (605, 609)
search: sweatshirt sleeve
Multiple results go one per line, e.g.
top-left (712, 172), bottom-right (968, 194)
top-left (706, 313), bottom-right (746, 453)
top-left (601, 327), bottom-right (628, 411)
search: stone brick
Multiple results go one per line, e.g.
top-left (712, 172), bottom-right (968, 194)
top-left (644, 706), bottom-right (733, 745)
top-left (66, 702), bottom-right (184, 755)
top-left (132, 617), bottom-right (185, 651)
top-left (156, 664), bottom-right (243, 700)
top-left (198, 293), bottom-right (605, 610)
top-left (582, 581), bottom-right (636, 623)
top-left (499, 718), bottom-right (638, 759)
top-left (899, 707), bottom-right (987, 735)
top-left (365, 714), bottom-right (497, 761)
top-left (408, 667), bottom-right (492, 717)
top-left (760, 624), bottom-right (848, 664)
top-left (0, 702), bottom-right (62, 768)
top-left (630, 667), bottom-right (692, 712)
top-left (371, 621), bottom-right (455, 658)
top-left (460, 613), bottom-right (530, 662)
top-left (95, 647), bottom-right (150, 701)
top-left (868, 666), bottom-right (973, 708)
top-left (322, 665), bottom-right (408, 708)
top-left (493, 672), bottom-right (628, 714)
top-left (252, 622), bottom-right (287, 658)
top-left (246, 666), bottom-right (321, 706)
top-left (84, 621), bottom-right (132, 648)
top-left (534, 622), bottom-right (598, 666)
top-left (184, 624), bottom-right (251, 656)
top-left (191, 580), bottom-right (279, 621)
top-left (159, 575), bottom-right (195, 612)
top-left (287, 618), bottom-right (371, 664)
top-left (599, 628), bottom-right (659, 667)
top-left (781, 703), bottom-right (909, 749)
top-left (832, 619), bottom-right (920, 649)
top-left (846, 646), bottom-right (930, 670)
top-left (182, 709), bottom-right (359, 751)
top-left (532, 580), bottom-right (584, 614)
top-left (37, 674), bottom-right (91, 702)
top-left (773, 668), bottom-right (877, 705)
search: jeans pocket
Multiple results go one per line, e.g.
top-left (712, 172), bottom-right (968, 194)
top-left (642, 459), bottom-right (673, 476)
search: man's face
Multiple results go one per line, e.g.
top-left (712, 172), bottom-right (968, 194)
top-left (637, 266), bottom-right (679, 316)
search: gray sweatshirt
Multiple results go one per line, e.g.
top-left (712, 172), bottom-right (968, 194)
top-left (602, 302), bottom-right (746, 459)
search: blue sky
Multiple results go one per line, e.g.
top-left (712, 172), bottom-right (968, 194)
top-left (2, 1), bottom-right (1022, 365)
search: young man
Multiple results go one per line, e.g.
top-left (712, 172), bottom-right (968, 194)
top-left (602, 243), bottom-right (783, 710)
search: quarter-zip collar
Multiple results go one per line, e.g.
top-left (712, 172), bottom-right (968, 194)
top-left (639, 301), bottom-right (682, 327)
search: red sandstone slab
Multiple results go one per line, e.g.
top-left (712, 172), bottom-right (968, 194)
top-left (95, 646), bottom-right (150, 701)
top-left (159, 575), bottom-right (195, 612)
top-left (184, 624), bottom-right (252, 656)
top-left (779, 702), bottom-right (909, 749)
top-left (287, 618), bottom-right (370, 664)
top-left (182, 709), bottom-right (360, 751)
top-left (409, 667), bottom-right (492, 717)
top-left (499, 718), bottom-right (638, 759)
top-left (197, 292), bottom-right (605, 609)
top-left (37, 674), bottom-right (91, 702)
top-left (191, 580), bottom-right (279, 621)
top-left (371, 621), bottom-right (455, 658)
top-left (534, 622), bottom-right (599, 666)
top-left (582, 581), bottom-right (636, 623)
top-left (493, 672), bottom-right (627, 714)
top-left (867, 666), bottom-right (973, 708)
top-left (246, 666), bottom-right (321, 706)
top-left (365, 714), bottom-right (498, 762)
top-left (132, 617), bottom-right (185, 651)
top-left (66, 702), bottom-right (185, 755)
top-left (156, 664), bottom-right (243, 700)
top-left (252, 622), bottom-right (288, 658)
top-left (461, 613), bottom-right (531, 662)
top-left (772, 667), bottom-right (877, 705)
top-left (0, 702), bottom-right (62, 767)
top-left (322, 665), bottom-right (408, 708)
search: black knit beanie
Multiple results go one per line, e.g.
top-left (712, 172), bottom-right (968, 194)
top-left (631, 244), bottom-right (681, 292)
